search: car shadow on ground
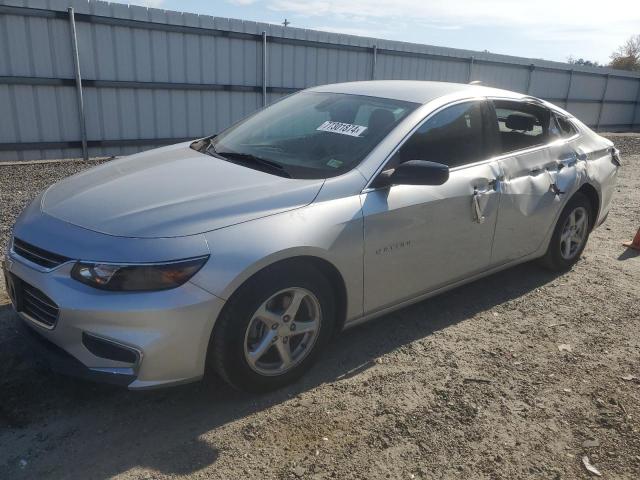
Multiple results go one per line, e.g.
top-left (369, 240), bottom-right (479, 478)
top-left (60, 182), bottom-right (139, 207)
top-left (0, 261), bottom-right (561, 478)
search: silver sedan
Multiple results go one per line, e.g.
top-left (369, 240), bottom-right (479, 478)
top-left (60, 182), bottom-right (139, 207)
top-left (4, 81), bottom-right (620, 391)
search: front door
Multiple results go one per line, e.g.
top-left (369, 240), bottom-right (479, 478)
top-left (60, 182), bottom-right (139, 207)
top-left (361, 100), bottom-right (501, 314)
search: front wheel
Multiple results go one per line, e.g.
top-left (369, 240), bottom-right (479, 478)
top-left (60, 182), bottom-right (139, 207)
top-left (539, 192), bottom-right (593, 271)
top-left (208, 262), bottom-right (336, 392)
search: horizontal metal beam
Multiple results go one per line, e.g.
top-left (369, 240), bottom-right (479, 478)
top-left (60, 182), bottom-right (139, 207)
top-left (3, 4), bottom-right (640, 81)
top-left (269, 35), bottom-right (370, 53)
top-left (2, 76), bottom-right (637, 106)
top-left (376, 48), bottom-right (469, 64)
top-left (0, 76), bottom-right (75, 86)
top-left (0, 76), bottom-right (298, 94)
top-left (0, 137), bottom-right (193, 152)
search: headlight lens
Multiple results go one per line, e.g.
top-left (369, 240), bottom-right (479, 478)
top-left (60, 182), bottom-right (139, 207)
top-left (71, 256), bottom-right (209, 291)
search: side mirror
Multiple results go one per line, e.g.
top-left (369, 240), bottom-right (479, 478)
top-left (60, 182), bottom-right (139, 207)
top-left (373, 160), bottom-right (449, 188)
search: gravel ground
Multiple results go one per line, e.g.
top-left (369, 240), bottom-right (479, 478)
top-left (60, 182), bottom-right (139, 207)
top-left (0, 135), bottom-right (639, 479)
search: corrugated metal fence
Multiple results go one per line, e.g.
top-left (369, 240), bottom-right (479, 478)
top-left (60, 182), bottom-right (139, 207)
top-left (1, 0), bottom-right (640, 162)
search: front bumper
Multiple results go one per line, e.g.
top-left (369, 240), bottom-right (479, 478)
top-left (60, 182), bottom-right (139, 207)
top-left (4, 253), bottom-right (225, 390)
top-left (14, 316), bottom-right (136, 386)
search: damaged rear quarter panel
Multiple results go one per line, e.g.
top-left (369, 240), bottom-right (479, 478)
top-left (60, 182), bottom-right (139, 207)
top-left (561, 124), bottom-right (618, 225)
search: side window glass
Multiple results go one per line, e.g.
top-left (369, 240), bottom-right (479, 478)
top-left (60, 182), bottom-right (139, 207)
top-left (493, 101), bottom-right (551, 154)
top-left (396, 101), bottom-right (485, 168)
top-left (556, 115), bottom-right (578, 138)
top-left (549, 116), bottom-right (563, 139)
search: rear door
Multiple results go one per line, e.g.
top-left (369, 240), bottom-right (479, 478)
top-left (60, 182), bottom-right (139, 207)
top-left (361, 100), bottom-right (502, 314)
top-left (489, 100), bottom-right (578, 264)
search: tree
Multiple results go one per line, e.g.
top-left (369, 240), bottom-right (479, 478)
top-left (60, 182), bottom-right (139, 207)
top-left (567, 56), bottom-right (601, 67)
top-left (609, 34), bottom-right (640, 71)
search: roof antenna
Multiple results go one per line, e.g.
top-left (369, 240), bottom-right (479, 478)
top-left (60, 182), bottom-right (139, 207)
top-left (469, 80), bottom-right (483, 85)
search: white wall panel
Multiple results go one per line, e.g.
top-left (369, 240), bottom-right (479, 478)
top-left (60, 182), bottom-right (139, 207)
top-left (0, 0), bottom-right (639, 161)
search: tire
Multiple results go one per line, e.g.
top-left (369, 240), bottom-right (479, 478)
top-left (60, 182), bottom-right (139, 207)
top-left (539, 192), bottom-right (593, 271)
top-left (208, 261), bottom-right (336, 392)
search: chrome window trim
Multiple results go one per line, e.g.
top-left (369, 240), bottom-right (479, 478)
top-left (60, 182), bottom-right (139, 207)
top-left (362, 96), bottom-right (583, 192)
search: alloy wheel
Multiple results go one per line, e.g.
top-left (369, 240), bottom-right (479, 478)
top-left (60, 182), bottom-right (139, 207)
top-left (243, 287), bottom-right (322, 376)
top-left (559, 206), bottom-right (589, 260)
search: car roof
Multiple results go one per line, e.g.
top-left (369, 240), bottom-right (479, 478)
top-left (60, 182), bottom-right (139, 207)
top-left (308, 80), bottom-right (528, 105)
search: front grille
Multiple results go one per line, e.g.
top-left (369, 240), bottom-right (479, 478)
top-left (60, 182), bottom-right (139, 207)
top-left (12, 237), bottom-right (70, 269)
top-left (19, 280), bottom-right (60, 328)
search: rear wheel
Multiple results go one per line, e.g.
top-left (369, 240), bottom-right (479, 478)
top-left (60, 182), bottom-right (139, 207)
top-left (539, 192), bottom-right (593, 271)
top-left (208, 262), bottom-right (335, 392)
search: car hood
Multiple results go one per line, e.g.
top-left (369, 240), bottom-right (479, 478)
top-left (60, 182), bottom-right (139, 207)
top-left (41, 142), bottom-right (325, 238)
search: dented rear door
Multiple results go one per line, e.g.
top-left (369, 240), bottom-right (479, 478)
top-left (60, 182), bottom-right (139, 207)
top-left (491, 145), bottom-right (567, 263)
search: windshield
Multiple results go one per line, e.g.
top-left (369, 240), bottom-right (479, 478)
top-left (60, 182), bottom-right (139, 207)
top-left (198, 92), bottom-right (419, 179)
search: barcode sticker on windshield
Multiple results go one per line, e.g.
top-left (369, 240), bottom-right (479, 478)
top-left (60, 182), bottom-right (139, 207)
top-left (316, 121), bottom-right (367, 137)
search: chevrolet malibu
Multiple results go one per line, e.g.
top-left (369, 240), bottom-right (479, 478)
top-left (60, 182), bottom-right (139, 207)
top-left (4, 81), bottom-right (620, 391)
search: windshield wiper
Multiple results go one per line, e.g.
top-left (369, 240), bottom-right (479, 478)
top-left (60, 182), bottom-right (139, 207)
top-left (209, 147), bottom-right (291, 178)
top-left (191, 135), bottom-right (216, 153)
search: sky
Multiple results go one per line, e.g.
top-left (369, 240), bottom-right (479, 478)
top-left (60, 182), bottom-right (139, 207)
top-left (126, 0), bottom-right (640, 65)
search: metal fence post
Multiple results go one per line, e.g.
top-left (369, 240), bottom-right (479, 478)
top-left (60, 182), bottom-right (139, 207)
top-left (67, 7), bottom-right (88, 161)
top-left (372, 45), bottom-right (377, 80)
top-left (564, 69), bottom-right (574, 109)
top-left (525, 64), bottom-right (535, 94)
top-left (467, 56), bottom-right (474, 82)
top-left (261, 31), bottom-right (267, 107)
top-left (596, 73), bottom-right (610, 131)
top-left (632, 78), bottom-right (640, 130)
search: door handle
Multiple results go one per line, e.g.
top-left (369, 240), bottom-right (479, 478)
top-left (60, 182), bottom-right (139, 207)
top-left (472, 176), bottom-right (501, 223)
top-left (472, 188), bottom-right (485, 224)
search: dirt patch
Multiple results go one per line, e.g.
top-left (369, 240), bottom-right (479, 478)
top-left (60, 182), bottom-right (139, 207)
top-left (0, 138), bottom-right (639, 479)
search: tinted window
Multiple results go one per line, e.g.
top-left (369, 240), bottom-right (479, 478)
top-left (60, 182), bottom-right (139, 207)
top-left (493, 100), bottom-right (551, 154)
top-left (204, 92), bottom-right (418, 179)
top-left (395, 101), bottom-right (486, 168)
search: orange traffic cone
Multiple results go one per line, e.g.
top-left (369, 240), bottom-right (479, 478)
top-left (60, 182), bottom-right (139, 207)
top-left (623, 228), bottom-right (640, 251)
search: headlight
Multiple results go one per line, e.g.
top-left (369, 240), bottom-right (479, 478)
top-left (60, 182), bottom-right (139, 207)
top-left (71, 256), bottom-right (209, 291)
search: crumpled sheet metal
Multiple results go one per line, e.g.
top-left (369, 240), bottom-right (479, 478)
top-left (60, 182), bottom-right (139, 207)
top-left (497, 139), bottom-right (615, 219)
top-left (496, 149), bottom-right (564, 217)
top-left (499, 171), bottom-right (563, 217)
